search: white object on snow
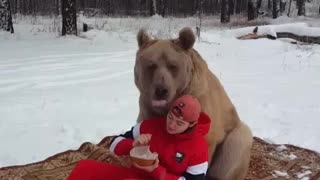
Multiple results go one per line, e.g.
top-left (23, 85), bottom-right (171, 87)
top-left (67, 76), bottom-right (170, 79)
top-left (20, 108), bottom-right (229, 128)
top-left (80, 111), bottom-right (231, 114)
top-left (230, 23), bottom-right (320, 38)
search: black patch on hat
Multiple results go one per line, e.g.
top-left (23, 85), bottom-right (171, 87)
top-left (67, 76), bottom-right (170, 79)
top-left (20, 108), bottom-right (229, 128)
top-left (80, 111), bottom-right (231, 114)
top-left (172, 106), bottom-right (182, 117)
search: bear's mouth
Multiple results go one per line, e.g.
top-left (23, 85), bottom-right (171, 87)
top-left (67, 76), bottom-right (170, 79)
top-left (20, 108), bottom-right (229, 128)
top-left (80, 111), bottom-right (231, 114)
top-left (151, 99), bottom-right (170, 115)
top-left (151, 85), bottom-right (170, 108)
top-left (151, 99), bottom-right (168, 108)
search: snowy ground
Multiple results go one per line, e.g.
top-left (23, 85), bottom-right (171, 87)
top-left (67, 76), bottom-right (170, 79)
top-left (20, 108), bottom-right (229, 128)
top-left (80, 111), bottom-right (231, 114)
top-left (0, 16), bottom-right (319, 167)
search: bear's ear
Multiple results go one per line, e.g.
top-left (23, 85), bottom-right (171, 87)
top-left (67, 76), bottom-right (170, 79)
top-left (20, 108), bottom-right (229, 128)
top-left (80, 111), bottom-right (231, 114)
top-left (137, 29), bottom-right (151, 48)
top-left (177, 27), bottom-right (195, 50)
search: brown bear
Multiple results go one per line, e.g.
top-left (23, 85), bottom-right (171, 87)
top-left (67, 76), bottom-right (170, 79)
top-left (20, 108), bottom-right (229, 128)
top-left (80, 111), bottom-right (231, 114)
top-left (134, 27), bottom-right (253, 180)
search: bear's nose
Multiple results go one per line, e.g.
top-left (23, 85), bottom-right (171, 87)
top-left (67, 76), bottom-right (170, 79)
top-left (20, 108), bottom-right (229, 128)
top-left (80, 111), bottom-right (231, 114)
top-left (155, 87), bottom-right (168, 100)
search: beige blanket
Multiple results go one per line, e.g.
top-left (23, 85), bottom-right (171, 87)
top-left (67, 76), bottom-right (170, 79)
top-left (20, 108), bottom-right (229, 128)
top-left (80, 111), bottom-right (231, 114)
top-left (0, 136), bottom-right (319, 180)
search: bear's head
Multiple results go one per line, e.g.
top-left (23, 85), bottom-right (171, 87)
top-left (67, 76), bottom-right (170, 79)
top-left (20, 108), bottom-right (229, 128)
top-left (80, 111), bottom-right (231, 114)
top-left (134, 27), bottom-right (198, 115)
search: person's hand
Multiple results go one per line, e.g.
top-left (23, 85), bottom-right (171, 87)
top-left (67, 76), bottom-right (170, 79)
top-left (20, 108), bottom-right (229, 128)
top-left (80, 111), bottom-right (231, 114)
top-left (132, 134), bottom-right (152, 147)
top-left (132, 157), bottom-right (159, 173)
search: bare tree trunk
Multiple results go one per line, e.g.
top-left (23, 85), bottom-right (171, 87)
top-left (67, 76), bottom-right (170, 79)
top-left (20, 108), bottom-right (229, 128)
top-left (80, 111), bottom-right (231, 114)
top-left (257, 0), bottom-right (263, 15)
top-left (257, 0), bottom-right (262, 9)
top-left (159, 0), bottom-right (163, 16)
top-left (32, 0), bottom-right (36, 16)
top-left (61, 0), bottom-right (77, 36)
top-left (273, 0), bottom-right (280, 19)
top-left (192, 0), bottom-right (197, 15)
top-left (221, 0), bottom-right (230, 23)
top-left (197, 0), bottom-right (205, 40)
top-left (106, 0), bottom-right (111, 16)
top-left (229, 0), bottom-right (234, 15)
top-left (150, 0), bottom-right (156, 16)
top-left (55, 0), bottom-right (60, 16)
top-left (248, 0), bottom-right (257, 21)
top-left (24, 0), bottom-right (27, 14)
top-left (159, 0), bottom-right (167, 17)
top-left (280, 0), bottom-right (286, 15)
top-left (297, 0), bottom-right (305, 16)
top-left (236, 0), bottom-right (241, 14)
top-left (79, 0), bottom-right (85, 11)
top-left (125, 0), bottom-right (131, 16)
top-left (11, 0), bottom-right (17, 14)
top-left (16, 0), bottom-right (20, 14)
top-left (268, 0), bottom-right (272, 10)
top-left (241, 0), bottom-right (247, 13)
top-left (287, 0), bottom-right (292, 16)
top-left (215, 0), bottom-right (219, 14)
top-left (28, 0), bottom-right (32, 14)
top-left (0, 0), bottom-right (14, 33)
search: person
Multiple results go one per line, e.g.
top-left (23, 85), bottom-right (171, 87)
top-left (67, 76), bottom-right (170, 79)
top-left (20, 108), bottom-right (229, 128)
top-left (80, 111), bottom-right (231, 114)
top-left (67, 95), bottom-right (211, 180)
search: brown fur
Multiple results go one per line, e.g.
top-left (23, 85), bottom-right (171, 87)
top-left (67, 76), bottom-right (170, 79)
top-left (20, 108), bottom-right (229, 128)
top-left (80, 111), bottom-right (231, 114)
top-left (134, 27), bottom-right (253, 180)
top-left (177, 27), bottom-right (196, 50)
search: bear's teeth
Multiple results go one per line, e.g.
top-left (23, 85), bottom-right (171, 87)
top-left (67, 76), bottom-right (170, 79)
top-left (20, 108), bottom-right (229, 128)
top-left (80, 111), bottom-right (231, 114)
top-left (152, 100), bottom-right (167, 107)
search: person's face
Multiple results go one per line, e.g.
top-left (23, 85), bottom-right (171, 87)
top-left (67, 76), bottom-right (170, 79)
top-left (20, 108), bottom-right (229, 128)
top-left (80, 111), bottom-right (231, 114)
top-left (166, 112), bottom-right (195, 134)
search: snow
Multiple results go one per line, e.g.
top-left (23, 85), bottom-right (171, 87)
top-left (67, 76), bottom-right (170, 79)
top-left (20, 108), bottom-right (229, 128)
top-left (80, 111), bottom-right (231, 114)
top-left (276, 145), bottom-right (288, 151)
top-left (301, 166), bottom-right (311, 169)
top-left (274, 170), bottom-right (289, 177)
top-left (296, 170), bottom-right (312, 179)
top-left (0, 16), bottom-right (320, 167)
top-left (271, 149), bottom-right (298, 161)
top-left (300, 177), bottom-right (310, 180)
top-left (288, 153), bottom-right (297, 160)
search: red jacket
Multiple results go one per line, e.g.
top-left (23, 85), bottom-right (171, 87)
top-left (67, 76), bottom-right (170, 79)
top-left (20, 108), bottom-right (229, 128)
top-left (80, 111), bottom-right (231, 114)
top-left (109, 112), bottom-right (211, 180)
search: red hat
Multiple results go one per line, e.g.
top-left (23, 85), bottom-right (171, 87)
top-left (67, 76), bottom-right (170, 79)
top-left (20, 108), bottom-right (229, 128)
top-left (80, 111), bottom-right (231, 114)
top-left (170, 95), bottom-right (201, 123)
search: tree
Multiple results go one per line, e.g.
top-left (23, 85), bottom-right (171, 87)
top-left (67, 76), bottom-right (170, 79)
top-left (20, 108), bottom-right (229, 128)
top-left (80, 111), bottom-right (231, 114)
top-left (197, 0), bottom-right (205, 40)
top-left (229, 0), bottom-right (234, 15)
top-left (268, 0), bottom-right (272, 10)
top-left (55, 0), bottom-right (60, 16)
top-left (257, 0), bottom-right (262, 11)
top-left (221, 0), bottom-right (230, 23)
top-left (236, 0), bottom-right (242, 14)
top-left (0, 0), bottom-right (14, 33)
top-left (159, 0), bottom-right (167, 17)
top-left (79, 0), bottom-right (85, 10)
top-left (280, 0), bottom-right (286, 15)
top-left (125, 0), bottom-right (132, 16)
top-left (287, 0), bottom-right (292, 16)
top-left (61, 0), bottom-right (77, 36)
top-left (297, 0), bottom-right (305, 16)
top-left (248, 0), bottom-right (257, 21)
top-left (150, 0), bottom-right (156, 16)
top-left (214, 0), bottom-right (219, 14)
top-left (272, 0), bottom-right (280, 19)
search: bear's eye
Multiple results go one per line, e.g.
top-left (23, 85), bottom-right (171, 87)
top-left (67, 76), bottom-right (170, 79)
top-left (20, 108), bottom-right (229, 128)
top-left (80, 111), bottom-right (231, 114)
top-left (168, 64), bottom-right (178, 72)
top-left (147, 63), bottom-right (157, 71)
